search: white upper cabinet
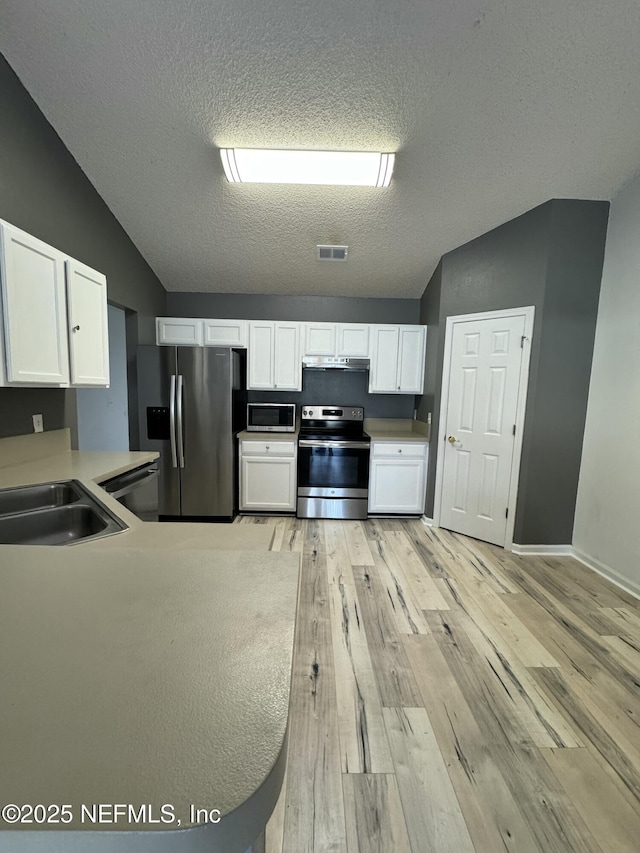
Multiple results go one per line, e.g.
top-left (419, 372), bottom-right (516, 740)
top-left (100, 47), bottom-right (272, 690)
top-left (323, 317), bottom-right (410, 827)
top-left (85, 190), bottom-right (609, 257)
top-left (336, 323), bottom-right (370, 357)
top-left (369, 326), bottom-right (399, 392)
top-left (156, 317), bottom-right (204, 346)
top-left (0, 222), bottom-right (110, 388)
top-left (397, 325), bottom-right (427, 393)
top-left (248, 321), bottom-right (301, 391)
top-left (0, 222), bottom-right (70, 386)
top-left (203, 318), bottom-right (247, 347)
top-left (303, 322), bottom-right (336, 356)
top-left (303, 322), bottom-right (370, 357)
top-left (369, 325), bottom-right (426, 394)
top-left (66, 259), bottom-right (109, 386)
top-left (273, 322), bottom-right (301, 390)
top-left (248, 321), bottom-right (275, 389)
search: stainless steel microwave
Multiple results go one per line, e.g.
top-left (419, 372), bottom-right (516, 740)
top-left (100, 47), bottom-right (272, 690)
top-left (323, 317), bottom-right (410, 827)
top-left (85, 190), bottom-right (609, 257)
top-left (246, 402), bottom-right (296, 432)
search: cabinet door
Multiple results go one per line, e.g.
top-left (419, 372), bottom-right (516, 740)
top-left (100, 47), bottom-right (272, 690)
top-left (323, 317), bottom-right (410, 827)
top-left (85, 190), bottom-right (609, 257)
top-left (303, 322), bottom-right (336, 356)
top-left (273, 322), bottom-right (301, 390)
top-left (368, 325), bottom-right (399, 392)
top-left (398, 325), bottom-right (426, 393)
top-left (337, 323), bottom-right (370, 357)
top-left (156, 317), bottom-right (203, 346)
top-left (203, 319), bottom-right (247, 347)
top-left (248, 321), bottom-right (275, 389)
top-left (0, 223), bottom-right (69, 385)
top-left (66, 259), bottom-right (109, 386)
top-left (368, 458), bottom-right (426, 513)
top-left (240, 456), bottom-right (296, 510)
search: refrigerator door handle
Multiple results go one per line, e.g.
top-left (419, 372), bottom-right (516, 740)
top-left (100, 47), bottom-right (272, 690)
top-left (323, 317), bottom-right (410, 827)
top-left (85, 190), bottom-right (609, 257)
top-left (169, 374), bottom-right (178, 468)
top-left (177, 374), bottom-right (185, 468)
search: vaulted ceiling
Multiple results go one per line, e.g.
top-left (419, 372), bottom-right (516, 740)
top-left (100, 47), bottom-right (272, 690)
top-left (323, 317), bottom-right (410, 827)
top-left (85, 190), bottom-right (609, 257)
top-left (2, 1), bottom-right (640, 298)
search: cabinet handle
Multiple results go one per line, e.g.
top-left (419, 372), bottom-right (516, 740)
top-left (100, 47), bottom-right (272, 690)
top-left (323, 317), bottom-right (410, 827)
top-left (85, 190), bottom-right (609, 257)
top-left (72, 325), bottom-right (80, 332)
top-left (398, 448), bottom-right (402, 453)
top-left (266, 445), bottom-right (270, 451)
top-left (397, 385), bottom-right (400, 390)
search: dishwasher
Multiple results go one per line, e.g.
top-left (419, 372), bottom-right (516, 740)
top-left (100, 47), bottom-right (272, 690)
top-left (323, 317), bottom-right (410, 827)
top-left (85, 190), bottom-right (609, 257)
top-left (100, 462), bottom-right (159, 521)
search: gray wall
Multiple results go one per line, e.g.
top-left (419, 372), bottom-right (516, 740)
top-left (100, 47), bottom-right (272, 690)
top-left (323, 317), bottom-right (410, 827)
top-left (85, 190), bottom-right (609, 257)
top-left (0, 54), bottom-right (166, 441)
top-left (167, 292), bottom-right (421, 418)
top-left (420, 199), bottom-right (609, 544)
top-left (417, 259), bottom-right (442, 429)
top-left (166, 293), bottom-right (419, 325)
top-left (246, 370), bottom-right (413, 419)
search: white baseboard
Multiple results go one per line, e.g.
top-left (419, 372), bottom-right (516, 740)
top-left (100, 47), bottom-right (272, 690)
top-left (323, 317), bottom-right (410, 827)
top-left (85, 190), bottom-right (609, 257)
top-left (511, 543), bottom-right (572, 556)
top-left (421, 526), bottom-right (640, 601)
top-left (572, 547), bottom-right (640, 601)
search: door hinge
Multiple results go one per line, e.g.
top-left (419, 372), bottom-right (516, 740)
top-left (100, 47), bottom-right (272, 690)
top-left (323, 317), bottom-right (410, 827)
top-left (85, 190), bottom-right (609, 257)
top-left (505, 507), bottom-right (509, 519)
top-left (512, 424), bottom-right (516, 436)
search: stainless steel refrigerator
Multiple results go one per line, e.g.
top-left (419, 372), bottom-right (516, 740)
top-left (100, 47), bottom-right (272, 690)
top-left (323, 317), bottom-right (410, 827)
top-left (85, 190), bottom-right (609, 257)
top-left (136, 346), bottom-right (246, 520)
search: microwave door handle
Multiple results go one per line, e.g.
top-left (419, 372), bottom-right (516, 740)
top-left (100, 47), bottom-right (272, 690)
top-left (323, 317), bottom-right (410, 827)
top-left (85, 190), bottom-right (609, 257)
top-left (169, 374), bottom-right (178, 468)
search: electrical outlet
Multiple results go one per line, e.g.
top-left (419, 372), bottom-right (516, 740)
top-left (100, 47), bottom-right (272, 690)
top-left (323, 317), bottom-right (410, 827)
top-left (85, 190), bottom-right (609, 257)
top-left (32, 413), bottom-right (43, 433)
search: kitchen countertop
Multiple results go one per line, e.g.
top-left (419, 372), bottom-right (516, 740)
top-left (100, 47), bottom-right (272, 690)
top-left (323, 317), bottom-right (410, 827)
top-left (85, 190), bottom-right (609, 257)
top-left (238, 420), bottom-right (427, 443)
top-left (0, 432), bottom-right (300, 852)
top-left (365, 417), bottom-right (430, 443)
top-left (237, 427), bottom-right (299, 441)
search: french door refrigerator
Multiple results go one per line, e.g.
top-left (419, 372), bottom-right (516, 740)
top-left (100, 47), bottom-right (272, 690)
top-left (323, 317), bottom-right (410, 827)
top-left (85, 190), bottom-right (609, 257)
top-left (137, 346), bottom-right (246, 520)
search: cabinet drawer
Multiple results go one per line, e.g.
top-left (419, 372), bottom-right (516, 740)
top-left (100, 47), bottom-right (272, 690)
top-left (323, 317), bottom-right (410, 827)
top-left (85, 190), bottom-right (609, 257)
top-left (241, 440), bottom-right (296, 457)
top-left (371, 441), bottom-right (427, 459)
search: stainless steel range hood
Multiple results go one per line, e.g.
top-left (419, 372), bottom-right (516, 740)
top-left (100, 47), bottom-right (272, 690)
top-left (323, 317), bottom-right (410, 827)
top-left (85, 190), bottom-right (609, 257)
top-left (302, 356), bottom-right (370, 371)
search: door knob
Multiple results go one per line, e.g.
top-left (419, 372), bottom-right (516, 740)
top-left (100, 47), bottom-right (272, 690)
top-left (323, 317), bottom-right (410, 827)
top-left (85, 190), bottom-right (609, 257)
top-left (448, 435), bottom-right (458, 444)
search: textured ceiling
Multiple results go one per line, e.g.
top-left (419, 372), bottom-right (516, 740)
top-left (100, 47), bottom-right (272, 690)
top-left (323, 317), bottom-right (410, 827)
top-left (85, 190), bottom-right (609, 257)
top-left (2, 1), bottom-right (640, 298)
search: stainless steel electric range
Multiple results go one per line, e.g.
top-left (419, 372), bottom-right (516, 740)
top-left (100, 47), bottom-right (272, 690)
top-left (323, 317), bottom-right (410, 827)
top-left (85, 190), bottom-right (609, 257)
top-left (297, 405), bottom-right (370, 520)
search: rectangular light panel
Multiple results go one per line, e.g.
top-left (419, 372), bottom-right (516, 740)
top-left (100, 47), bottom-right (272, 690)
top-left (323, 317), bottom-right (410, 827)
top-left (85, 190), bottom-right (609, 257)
top-left (220, 148), bottom-right (395, 187)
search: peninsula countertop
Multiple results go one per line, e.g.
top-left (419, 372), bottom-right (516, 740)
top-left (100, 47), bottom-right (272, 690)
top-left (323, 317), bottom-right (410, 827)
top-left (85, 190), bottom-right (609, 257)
top-left (0, 431), bottom-right (300, 852)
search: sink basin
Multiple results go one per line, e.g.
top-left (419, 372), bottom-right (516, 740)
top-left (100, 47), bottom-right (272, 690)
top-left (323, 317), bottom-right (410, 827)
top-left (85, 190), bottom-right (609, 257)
top-left (0, 480), bottom-right (128, 545)
top-left (0, 482), bottom-right (82, 516)
top-left (0, 505), bottom-right (111, 546)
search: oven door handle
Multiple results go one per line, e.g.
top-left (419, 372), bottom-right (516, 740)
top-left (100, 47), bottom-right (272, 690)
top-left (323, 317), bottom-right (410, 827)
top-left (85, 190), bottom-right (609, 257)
top-left (298, 440), bottom-right (371, 449)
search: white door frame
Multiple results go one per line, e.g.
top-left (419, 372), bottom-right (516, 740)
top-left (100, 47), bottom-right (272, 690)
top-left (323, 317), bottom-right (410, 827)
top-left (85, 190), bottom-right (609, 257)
top-left (433, 305), bottom-right (535, 550)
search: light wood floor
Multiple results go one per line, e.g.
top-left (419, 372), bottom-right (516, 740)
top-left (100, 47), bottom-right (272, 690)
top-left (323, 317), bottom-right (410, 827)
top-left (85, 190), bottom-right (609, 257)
top-left (236, 516), bottom-right (640, 853)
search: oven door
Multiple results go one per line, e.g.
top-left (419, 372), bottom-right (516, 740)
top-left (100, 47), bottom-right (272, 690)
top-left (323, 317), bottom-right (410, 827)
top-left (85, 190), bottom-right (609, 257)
top-left (297, 440), bottom-right (370, 497)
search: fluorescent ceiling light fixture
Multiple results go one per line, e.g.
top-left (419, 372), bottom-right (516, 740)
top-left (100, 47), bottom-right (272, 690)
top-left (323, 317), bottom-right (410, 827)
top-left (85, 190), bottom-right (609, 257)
top-left (220, 148), bottom-right (395, 187)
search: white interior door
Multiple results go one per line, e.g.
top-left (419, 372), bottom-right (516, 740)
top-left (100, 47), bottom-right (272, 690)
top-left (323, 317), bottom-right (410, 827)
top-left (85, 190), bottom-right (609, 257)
top-left (438, 310), bottom-right (531, 546)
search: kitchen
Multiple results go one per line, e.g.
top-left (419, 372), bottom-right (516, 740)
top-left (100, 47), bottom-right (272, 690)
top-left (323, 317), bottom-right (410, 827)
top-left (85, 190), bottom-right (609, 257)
top-left (137, 318), bottom-right (428, 521)
top-left (2, 2), bottom-right (640, 851)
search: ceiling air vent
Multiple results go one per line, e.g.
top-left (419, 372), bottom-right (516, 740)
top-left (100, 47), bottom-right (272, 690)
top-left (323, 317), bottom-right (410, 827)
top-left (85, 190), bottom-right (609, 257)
top-left (317, 245), bottom-right (348, 261)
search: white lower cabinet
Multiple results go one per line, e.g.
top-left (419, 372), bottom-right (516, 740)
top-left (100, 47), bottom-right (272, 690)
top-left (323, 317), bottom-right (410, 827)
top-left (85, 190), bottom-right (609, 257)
top-left (239, 439), bottom-right (297, 511)
top-left (368, 441), bottom-right (428, 514)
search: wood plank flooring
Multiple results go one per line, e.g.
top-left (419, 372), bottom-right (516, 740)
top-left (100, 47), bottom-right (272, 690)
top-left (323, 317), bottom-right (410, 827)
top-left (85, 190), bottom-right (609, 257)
top-left (237, 516), bottom-right (640, 853)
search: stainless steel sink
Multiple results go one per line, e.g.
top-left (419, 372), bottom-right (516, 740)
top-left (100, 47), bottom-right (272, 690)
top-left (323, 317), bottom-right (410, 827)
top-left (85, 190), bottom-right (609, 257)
top-left (0, 480), bottom-right (128, 545)
top-left (0, 481), bottom-right (83, 515)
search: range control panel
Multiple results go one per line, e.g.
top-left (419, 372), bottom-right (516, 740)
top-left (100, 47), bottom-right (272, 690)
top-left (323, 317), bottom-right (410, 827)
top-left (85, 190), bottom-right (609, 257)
top-left (301, 406), bottom-right (364, 421)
